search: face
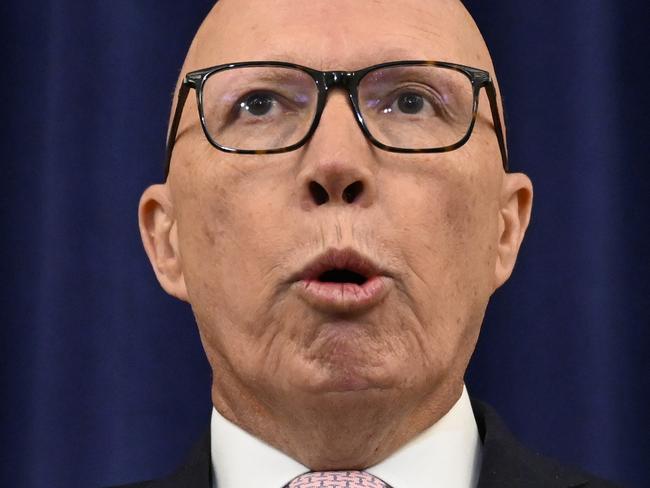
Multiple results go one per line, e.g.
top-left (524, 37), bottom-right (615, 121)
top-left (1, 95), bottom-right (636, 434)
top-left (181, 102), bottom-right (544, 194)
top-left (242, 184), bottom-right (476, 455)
top-left (140, 0), bottom-right (532, 468)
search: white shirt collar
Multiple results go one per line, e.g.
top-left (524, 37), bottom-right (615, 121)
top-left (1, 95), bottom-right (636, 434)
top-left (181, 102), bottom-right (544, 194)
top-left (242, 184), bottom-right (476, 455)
top-left (210, 385), bottom-right (482, 488)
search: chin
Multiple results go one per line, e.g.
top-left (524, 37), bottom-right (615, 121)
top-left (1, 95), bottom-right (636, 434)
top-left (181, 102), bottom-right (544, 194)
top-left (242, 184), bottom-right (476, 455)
top-left (310, 374), bottom-right (379, 394)
top-left (290, 360), bottom-right (403, 398)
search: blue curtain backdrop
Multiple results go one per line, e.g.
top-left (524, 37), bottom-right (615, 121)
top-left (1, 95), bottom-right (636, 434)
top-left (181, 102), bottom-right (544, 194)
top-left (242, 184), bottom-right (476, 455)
top-left (2, 1), bottom-right (648, 487)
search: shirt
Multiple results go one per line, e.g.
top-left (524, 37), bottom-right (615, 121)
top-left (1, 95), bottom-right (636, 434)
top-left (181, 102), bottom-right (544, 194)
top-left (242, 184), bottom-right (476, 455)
top-left (210, 384), bottom-right (482, 488)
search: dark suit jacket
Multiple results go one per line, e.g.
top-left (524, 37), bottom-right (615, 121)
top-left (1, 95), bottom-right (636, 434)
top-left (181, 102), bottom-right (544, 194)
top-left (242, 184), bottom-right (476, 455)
top-left (112, 399), bottom-right (621, 487)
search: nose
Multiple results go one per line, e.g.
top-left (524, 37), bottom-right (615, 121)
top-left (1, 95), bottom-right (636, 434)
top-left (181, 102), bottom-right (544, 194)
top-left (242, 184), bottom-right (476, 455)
top-left (296, 92), bottom-right (377, 209)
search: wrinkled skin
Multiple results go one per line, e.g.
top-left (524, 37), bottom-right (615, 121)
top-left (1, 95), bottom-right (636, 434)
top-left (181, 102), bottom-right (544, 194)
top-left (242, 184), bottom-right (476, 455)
top-left (139, 0), bottom-right (533, 470)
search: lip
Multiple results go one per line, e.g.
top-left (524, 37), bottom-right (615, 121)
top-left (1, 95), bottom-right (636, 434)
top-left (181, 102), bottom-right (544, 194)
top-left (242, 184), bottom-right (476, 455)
top-left (290, 248), bottom-right (393, 314)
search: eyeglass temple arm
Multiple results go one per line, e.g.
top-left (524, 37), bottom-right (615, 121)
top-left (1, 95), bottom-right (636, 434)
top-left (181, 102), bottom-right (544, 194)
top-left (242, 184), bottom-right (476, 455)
top-left (164, 81), bottom-right (192, 180)
top-left (485, 81), bottom-right (509, 172)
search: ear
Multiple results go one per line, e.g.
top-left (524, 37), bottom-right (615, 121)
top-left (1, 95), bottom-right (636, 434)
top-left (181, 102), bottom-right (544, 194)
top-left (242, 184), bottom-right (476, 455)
top-left (494, 172), bottom-right (533, 289)
top-left (138, 184), bottom-right (189, 301)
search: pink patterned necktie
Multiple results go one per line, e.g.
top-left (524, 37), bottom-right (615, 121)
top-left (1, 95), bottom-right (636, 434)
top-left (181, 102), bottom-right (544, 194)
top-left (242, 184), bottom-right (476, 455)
top-left (286, 470), bottom-right (390, 488)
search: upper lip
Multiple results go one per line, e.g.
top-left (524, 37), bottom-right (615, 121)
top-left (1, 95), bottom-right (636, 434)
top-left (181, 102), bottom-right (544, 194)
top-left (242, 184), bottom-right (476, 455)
top-left (292, 247), bottom-right (388, 283)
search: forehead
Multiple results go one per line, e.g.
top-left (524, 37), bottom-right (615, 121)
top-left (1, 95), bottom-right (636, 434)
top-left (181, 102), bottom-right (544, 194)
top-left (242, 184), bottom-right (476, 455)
top-left (187, 0), bottom-right (490, 72)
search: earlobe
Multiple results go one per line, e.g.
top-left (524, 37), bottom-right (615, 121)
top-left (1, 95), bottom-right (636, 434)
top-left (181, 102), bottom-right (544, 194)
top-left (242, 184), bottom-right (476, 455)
top-left (138, 184), bottom-right (189, 301)
top-left (494, 172), bottom-right (533, 289)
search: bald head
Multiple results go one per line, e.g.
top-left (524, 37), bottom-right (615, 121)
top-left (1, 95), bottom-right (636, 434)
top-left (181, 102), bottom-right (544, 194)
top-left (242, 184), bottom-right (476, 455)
top-left (187, 0), bottom-right (492, 68)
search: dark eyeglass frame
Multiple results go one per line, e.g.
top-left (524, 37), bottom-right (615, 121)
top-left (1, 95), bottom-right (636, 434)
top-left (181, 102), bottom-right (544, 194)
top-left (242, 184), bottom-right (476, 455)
top-left (165, 60), bottom-right (509, 178)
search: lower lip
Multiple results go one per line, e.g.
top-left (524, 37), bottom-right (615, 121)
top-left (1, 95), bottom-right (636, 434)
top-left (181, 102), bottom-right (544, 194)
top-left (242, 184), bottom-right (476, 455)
top-left (295, 276), bottom-right (391, 313)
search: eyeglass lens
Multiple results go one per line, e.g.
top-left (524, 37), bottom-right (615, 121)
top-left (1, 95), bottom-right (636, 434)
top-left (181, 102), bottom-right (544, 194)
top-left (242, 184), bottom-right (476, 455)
top-left (200, 65), bottom-right (475, 152)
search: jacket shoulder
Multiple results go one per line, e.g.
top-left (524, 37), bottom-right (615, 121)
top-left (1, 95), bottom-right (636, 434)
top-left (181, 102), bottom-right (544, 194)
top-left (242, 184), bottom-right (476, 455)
top-left (107, 429), bottom-right (211, 488)
top-left (471, 398), bottom-right (622, 488)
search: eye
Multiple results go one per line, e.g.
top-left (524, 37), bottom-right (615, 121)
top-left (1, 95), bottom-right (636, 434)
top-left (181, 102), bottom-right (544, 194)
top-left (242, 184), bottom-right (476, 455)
top-left (396, 92), bottom-right (425, 114)
top-left (239, 92), bottom-right (275, 116)
top-left (377, 87), bottom-right (444, 118)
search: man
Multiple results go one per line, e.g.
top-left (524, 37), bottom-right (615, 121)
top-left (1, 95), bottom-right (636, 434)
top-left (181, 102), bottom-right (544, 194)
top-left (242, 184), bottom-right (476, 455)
top-left (119, 0), bottom-right (618, 486)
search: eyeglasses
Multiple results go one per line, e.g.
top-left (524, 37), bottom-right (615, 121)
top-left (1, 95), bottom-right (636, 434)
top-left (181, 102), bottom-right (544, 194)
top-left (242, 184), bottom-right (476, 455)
top-left (165, 60), bottom-right (508, 178)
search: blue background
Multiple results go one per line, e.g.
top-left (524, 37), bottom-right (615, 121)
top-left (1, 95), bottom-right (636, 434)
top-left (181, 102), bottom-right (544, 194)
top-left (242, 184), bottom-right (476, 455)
top-left (1, 1), bottom-right (648, 487)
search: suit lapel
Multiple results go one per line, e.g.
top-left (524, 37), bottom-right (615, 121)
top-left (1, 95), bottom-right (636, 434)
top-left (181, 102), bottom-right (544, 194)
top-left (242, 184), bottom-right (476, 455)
top-left (162, 429), bottom-right (212, 488)
top-left (471, 399), bottom-right (588, 488)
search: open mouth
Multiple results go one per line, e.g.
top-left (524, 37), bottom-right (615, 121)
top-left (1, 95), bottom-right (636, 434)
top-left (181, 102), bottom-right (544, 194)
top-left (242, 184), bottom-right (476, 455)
top-left (317, 268), bottom-right (369, 286)
top-left (291, 248), bottom-right (391, 313)
top-left (296, 248), bottom-right (380, 285)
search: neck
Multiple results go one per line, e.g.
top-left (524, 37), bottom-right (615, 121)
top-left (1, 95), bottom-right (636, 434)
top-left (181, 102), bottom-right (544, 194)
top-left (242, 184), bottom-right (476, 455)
top-left (211, 378), bottom-right (464, 469)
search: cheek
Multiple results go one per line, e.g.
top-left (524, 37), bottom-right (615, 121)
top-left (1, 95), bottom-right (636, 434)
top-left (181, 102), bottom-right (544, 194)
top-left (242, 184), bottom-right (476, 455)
top-left (382, 168), bottom-right (498, 360)
top-left (388, 170), bottom-right (495, 281)
top-left (175, 167), bottom-right (277, 322)
top-left (174, 163), bottom-right (308, 377)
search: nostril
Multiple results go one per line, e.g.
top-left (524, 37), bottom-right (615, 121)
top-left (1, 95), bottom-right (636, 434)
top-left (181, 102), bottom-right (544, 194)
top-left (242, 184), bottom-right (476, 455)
top-left (342, 181), bottom-right (364, 204)
top-left (309, 181), bottom-right (329, 205)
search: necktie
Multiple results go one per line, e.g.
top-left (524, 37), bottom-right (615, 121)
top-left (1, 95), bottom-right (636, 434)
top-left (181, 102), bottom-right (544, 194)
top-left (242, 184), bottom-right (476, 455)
top-left (286, 470), bottom-right (390, 487)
